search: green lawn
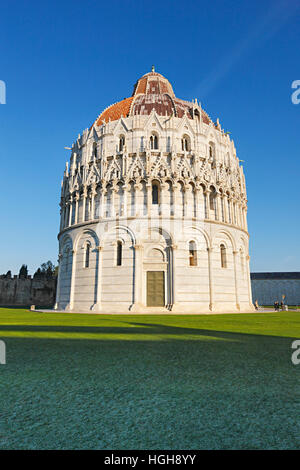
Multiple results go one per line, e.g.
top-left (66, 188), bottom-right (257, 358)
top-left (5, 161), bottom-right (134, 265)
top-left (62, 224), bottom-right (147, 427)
top-left (0, 308), bottom-right (299, 450)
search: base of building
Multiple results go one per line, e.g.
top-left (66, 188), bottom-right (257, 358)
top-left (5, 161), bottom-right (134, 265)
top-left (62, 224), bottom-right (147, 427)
top-left (54, 302), bottom-right (255, 314)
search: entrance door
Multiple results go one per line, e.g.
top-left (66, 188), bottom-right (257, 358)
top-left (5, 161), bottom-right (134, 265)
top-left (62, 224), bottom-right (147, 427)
top-left (147, 271), bottom-right (165, 307)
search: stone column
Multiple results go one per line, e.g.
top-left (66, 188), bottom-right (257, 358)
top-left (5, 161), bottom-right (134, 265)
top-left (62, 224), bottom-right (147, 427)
top-left (67, 249), bottom-right (77, 310)
top-left (215, 192), bottom-right (221, 221)
top-left (122, 184), bottom-right (129, 222)
top-left (231, 201), bottom-right (235, 225)
top-left (54, 253), bottom-right (62, 309)
top-left (236, 201), bottom-right (240, 226)
top-left (207, 247), bottom-right (214, 311)
top-left (75, 192), bottom-right (79, 224)
top-left (184, 184), bottom-right (192, 219)
top-left (91, 246), bottom-right (103, 311)
top-left (82, 186), bottom-right (87, 222)
top-left (246, 254), bottom-right (253, 307)
top-left (91, 184), bottom-right (97, 220)
top-left (59, 206), bottom-right (63, 232)
top-left (229, 198), bottom-right (234, 224)
top-left (68, 196), bottom-right (73, 226)
top-left (223, 195), bottom-right (229, 223)
top-left (195, 186), bottom-right (203, 220)
top-left (100, 188), bottom-right (106, 219)
top-left (233, 200), bottom-right (238, 226)
top-left (233, 250), bottom-right (240, 310)
top-left (62, 203), bottom-right (67, 229)
top-left (241, 206), bottom-right (245, 230)
top-left (227, 197), bottom-right (232, 224)
top-left (146, 182), bottom-right (152, 216)
top-left (162, 183), bottom-right (169, 217)
top-left (134, 183), bottom-right (142, 217)
top-left (239, 203), bottom-right (243, 229)
top-left (220, 195), bottom-right (225, 222)
top-left (170, 244), bottom-right (178, 307)
top-left (244, 207), bottom-right (248, 232)
top-left (159, 183), bottom-right (165, 216)
top-left (111, 186), bottom-right (117, 217)
top-left (204, 190), bottom-right (210, 219)
top-left (132, 244), bottom-right (143, 311)
top-left (237, 202), bottom-right (242, 228)
top-left (173, 183), bottom-right (179, 217)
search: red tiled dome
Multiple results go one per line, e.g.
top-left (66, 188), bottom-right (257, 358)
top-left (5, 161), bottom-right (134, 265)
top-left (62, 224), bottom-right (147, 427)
top-left (92, 69), bottom-right (211, 127)
top-left (132, 70), bottom-right (175, 98)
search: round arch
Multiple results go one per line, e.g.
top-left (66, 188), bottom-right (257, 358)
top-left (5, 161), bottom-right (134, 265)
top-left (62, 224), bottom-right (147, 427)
top-left (74, 229), bottom-right (99, 251)
top-left (212, 229), bottom-right (236, 251)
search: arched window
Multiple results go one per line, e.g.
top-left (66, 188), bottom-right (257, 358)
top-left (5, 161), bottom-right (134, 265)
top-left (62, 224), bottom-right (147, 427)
top-left (220, 244), bottom-right (227, 268)
top-left (119, 135), bottom-right (125, 152)
top-left (150, 134), bottom-right (158, 150)
top-left (209, 188), bottom-right (215, 211)
top-left (189, 241), bottom-right (197, 266)
top-left (152, 183), bottom-right (159, 204)
top-left (181, 135), bottom-right (191, 152)
top-left (84, 243), bottom-right (90, 268)
top-left (117, 241), bottom-right (122, 266)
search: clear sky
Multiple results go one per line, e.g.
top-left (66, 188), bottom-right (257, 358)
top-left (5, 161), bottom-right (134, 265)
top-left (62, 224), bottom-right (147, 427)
top-left (0, 0), bottom-right (299, 275)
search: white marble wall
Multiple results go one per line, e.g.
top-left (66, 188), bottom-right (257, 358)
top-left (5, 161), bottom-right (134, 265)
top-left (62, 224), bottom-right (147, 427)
top-left (56, 109), bottom-right (252, 313)
top-left (56, 217), bottom-right (253, 313)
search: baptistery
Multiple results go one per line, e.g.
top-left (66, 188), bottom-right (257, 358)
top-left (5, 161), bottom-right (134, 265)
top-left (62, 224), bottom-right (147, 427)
top-left (55, 68), bottom-right (254, 313)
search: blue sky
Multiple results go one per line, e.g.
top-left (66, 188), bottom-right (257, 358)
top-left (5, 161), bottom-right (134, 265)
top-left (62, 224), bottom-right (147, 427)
top-left (0, 0), bottom-right (299, 274)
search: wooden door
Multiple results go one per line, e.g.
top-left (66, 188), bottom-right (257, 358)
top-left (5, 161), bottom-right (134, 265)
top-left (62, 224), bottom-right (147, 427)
top-left (147, 271), bottom-right (165, 307)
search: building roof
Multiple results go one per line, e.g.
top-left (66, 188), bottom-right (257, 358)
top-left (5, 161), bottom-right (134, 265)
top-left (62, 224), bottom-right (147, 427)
top-left (96, 97), bottom-right (134, 126)
top-left (92, 69), bottom-right (211, 128)
top-left (251, 272), bottom-right (300, 280)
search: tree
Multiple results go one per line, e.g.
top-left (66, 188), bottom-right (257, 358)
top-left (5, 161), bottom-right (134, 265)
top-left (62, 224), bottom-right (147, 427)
top-left (35, 260), bottom-right (57, 278)
top-left (19, 264), bottom-right (28, 278)
top-left (40, 261), bottom-right (55, 274)
top-left (33, 268), bottom-right (42, 278)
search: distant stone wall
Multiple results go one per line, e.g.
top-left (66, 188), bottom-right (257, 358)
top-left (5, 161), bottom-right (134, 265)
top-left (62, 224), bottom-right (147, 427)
top-left (251, 273), bottom-right (300, 306)
top-left (0, 276), bottom-right (57, 307)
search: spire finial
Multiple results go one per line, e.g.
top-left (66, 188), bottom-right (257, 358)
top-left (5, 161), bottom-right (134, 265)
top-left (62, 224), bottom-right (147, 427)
top-left (151, 65), bottom-right (155, 72)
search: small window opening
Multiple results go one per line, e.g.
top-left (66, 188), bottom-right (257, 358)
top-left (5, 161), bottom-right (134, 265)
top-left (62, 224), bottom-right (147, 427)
top-left (85, 244), bottom-right (90, 268)
top-left (220, 244), bottom-right (227, 268)
top-left (117, 241), bottom-right (122, 266)
top-left (189, 241), bottom-right (197, 266)
top-left (152, 184), bottom-right (159, 204)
